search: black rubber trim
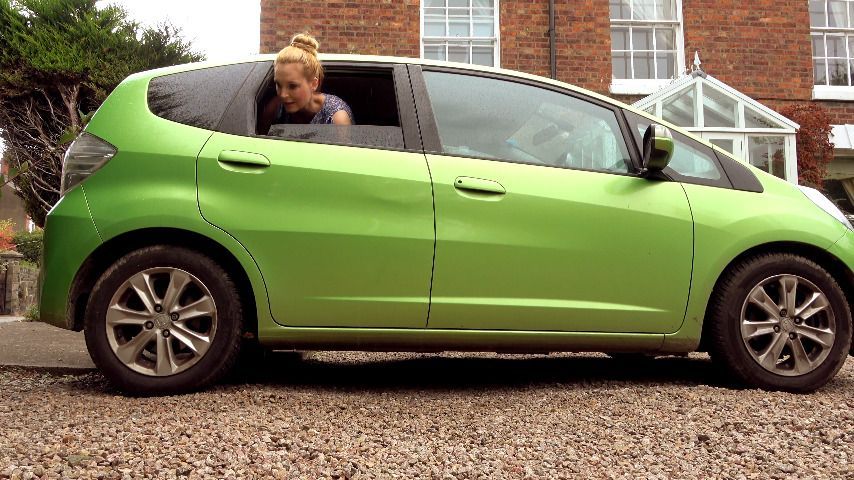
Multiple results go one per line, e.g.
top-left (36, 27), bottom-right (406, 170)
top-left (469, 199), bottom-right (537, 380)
top-left (407, 64), bottom-right (443, 153)
top-left (715, 150), bottom-right (764, 193)
top-left (615, 109), bottom-right (643, 173)
top-left (218, 61), bottom-right (270, 136)
top-left (394, 64), bottom-right (422, 151)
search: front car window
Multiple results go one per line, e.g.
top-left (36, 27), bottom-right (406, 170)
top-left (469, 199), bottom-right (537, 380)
top-left (625, 110), bottom-right (728, 186)
top-left (610, 0), bottom-right (681, 82)
top-left (421, 0), bottom-right (500, 67)
top-left (423, 71), bottom-right (632, 174)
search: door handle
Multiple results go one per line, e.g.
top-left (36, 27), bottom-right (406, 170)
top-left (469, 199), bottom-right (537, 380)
top-left (217, 150), bottom-right (271, 167)
top-left (454, 176), bottom-right (506, 195)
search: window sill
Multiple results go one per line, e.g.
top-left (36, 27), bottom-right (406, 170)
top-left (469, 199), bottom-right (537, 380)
top-left (813, 86), bottom-right (854, 101)
top-left (609, 80), bottom-right (673, 96)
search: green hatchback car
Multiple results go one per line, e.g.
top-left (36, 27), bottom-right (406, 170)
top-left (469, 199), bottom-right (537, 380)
top-left (41, 55), bottom-right (853, 394)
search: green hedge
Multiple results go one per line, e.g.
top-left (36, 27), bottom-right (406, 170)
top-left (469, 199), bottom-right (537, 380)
top-left (12, 230), bottom-right (43, 266)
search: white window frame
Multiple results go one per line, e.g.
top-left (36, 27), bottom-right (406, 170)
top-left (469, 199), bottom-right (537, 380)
top-left (811, 0), bottom-right (854, 99)
top-left (609, 0), bottom-right (685, 95)
top-left (420, 0), bottom-right (501, 68)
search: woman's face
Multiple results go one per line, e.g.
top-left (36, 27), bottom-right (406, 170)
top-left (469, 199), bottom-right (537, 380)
top-left (274, 62), bottom-right (318, 113)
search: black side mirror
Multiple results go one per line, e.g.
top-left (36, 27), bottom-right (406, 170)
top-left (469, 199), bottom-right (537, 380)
top-left (642, 124), bottom-right (675, 172)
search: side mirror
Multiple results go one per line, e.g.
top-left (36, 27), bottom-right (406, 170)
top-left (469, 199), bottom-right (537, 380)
top-left (642, 124), bottom-right (675, 172)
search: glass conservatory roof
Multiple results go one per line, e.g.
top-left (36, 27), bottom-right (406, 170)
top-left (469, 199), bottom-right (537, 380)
top-left (633, 72), bottom-right (798, 132)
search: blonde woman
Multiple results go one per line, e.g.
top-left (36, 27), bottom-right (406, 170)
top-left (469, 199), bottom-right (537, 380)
top-left (271, 33), bottom-right (353, 125)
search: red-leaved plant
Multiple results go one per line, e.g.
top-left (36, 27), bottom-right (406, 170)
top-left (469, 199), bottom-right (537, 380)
top-left (0, 220), bottom-right (14, 252)
top-left (778, 104), bottom-right (834, 190)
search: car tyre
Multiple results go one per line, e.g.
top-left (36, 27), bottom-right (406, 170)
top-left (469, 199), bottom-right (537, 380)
top-left (84, 245), bottom-right (243, 395)
top-left (707, 253), bottom-right (852, 393)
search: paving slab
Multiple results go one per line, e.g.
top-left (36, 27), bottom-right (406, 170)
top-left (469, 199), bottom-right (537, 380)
top-left (0, 320), bottom-right (95, 372)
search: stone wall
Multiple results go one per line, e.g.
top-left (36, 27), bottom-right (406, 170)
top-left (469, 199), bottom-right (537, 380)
top-left (0, 251), bottom-right (38, 316)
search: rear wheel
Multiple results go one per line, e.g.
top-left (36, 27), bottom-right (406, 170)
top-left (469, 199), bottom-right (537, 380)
top-left (707, 253), bottom-right (852, 392)
top-left (84, 246), bottom-right (243, 395)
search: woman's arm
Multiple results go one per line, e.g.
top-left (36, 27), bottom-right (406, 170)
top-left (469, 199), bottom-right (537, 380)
top-left (331, 109), bottom-right (352, 125)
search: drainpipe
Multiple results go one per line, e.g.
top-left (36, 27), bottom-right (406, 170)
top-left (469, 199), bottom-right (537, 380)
top-left (549, 0), bottom-right (556, 79)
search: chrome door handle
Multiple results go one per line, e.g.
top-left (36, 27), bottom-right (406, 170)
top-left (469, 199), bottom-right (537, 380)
top-left (454, 176), bottom-right (506, 195)
top-left (217, 151), bottom-right (271, 167)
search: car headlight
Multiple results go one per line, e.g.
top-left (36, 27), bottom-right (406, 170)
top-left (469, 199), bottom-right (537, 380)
top-left (798, 185), bottom-right (854, 231)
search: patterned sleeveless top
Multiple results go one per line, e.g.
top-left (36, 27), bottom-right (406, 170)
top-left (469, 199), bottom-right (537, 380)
top-left (275, 94), bottom-right (354, 125)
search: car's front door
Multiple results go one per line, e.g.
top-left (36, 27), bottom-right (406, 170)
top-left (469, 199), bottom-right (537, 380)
top-left (413, 68), bottom-right (694, 333)
top-left (197, 64), bottom-right (434, 328)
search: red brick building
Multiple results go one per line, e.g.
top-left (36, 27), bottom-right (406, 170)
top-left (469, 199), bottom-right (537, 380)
top-left (260, 0), bottom-right (854, 206)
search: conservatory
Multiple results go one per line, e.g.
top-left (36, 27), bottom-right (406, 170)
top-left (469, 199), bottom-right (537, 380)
top-left (633, 70), bottom-right (799, 183)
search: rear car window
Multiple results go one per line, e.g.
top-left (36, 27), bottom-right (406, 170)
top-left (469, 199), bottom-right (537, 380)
top-left (256, 67), bottom-right (406, 150)
top-left (148, 63), bottom-right (254, 130)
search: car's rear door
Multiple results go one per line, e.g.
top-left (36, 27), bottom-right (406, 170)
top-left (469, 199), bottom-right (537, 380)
top-left (196, 62), bottom-right (434, 328)
top-left (411, 66), bottom-right (694, 333)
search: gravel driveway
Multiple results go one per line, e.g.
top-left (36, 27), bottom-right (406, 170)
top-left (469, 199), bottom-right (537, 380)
top-left (1, 352), bottom-right (852, 479)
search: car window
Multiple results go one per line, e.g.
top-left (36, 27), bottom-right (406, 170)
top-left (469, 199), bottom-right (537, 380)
top-left (625, 110), bottom-right (725, 183)
top-left (256, 67), bottom-right (405, 150)
top-left (148, 63), bottom-right (255, 131)
top-left (422, 71), bottom-right (632, 174)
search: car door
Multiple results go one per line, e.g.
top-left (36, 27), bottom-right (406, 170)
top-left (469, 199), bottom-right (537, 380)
top-left (196, 63), bottom-right (434, 328)
top-left (412, 66), bottom-right (694, 333)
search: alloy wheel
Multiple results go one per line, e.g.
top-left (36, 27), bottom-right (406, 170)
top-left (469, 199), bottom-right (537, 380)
top-left (105, 267), bottom-right (218, 376)
top-left (740, 274), bottom-right (836, 377)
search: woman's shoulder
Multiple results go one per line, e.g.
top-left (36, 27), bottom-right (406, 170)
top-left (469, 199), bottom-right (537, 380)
top-left (321, 93), bottom-right (353, 123)
top-left (323, 94), bottom-right (350, 112)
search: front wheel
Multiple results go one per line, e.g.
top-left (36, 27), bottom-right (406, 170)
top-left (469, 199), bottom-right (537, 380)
top-left (707, 254), bottom-right (852, 393)
top-left (84, 246), bottom-right (243, 395)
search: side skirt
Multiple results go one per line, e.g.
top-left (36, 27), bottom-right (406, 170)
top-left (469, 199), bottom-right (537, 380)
top-left (257, 325), bottom-right (667, 353)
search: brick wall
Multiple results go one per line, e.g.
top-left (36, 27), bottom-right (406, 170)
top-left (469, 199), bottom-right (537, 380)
top-left (259, 1), bottom-right (854, 125)
top-left (260, 0), bottom-right (420, 57)
top-left (682, 0), bottom-right (814, 105)
top-left (497, 1), bottom-right (551, 79)
top-left (553, 1), bottom-right (612, 94)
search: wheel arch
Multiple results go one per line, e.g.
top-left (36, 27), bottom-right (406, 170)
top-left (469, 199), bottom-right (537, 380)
top-left (67, 228), bottom-right (259, 338)
top-left (698, 241), bottom-right (854, 351)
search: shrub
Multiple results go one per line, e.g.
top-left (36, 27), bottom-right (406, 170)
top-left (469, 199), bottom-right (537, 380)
top-left (0, 220), bottom-right (14, 251)
top-left (12, 229), bottom-right (43, 265)
top-left (778, 104), bottom-right (834, 190)
top-left (24, 305), bottom-right (39, 322)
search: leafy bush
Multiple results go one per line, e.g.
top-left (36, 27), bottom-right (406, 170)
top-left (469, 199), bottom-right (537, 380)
top-left (778, 104), bottom-right (834, 190)
top-left (0, 0), bottom-right (204, 226)
top-left (24, 305), bottom-right (39, 322)
top-left (12, 229), bottom-right (42, 265)
top-left (0, 219), bottom-right (14, 251)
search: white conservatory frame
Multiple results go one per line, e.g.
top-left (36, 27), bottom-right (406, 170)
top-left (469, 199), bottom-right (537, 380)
top-left (633, 72), bottom-right (800, 183)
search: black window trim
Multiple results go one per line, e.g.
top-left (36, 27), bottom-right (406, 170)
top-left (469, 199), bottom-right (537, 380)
top-left (408, 64), bottom-right (646, 178)
top-left (218, 60), bottom-right (422, 153)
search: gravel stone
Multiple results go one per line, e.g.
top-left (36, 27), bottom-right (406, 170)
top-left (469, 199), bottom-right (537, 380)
top-left (0, 352), bottom-right (852, 478)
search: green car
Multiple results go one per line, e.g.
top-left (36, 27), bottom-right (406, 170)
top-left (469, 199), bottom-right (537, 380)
top-left (41, 55), bottom-right (853, 394)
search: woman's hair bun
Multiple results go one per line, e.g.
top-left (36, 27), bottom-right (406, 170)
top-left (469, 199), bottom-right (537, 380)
top-left (290, 33), bottom-right (319, 56)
